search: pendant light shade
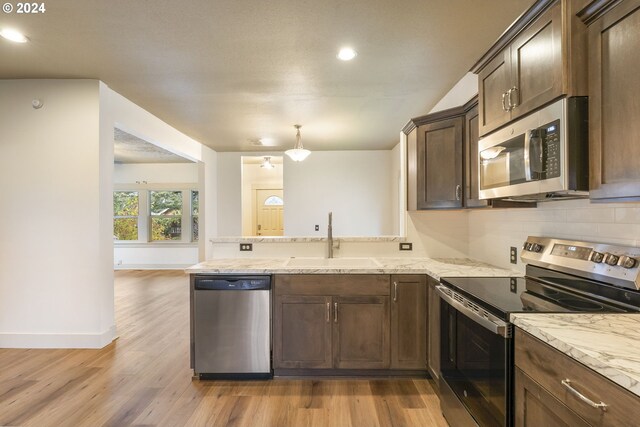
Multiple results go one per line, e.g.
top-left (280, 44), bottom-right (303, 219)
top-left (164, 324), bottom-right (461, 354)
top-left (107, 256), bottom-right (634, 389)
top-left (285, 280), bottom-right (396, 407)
top-left (285, 125), bottom-right (311, 162)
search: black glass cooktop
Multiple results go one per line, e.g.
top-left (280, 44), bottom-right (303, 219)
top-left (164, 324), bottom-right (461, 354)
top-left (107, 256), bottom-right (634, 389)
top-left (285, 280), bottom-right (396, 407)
top-left (440, 267), bottom-right (640, 321)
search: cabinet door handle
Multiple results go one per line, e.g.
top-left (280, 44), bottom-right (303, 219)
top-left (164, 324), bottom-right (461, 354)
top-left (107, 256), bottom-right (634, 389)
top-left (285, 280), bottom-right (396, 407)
top-left (501, 92), bottom-right (509, 111)
top-left (334, 302), bottom-right (338, 323)
top-left (455, 185), bottom-right (462, 201)
top-left (393, 281), bottom-right (398, 302)
top-left (326, 302), bottom-right (330, 323)
top-left (561, 379), bottom-right (608, 412)
top-left (508, 86), bottom-right (519, 109)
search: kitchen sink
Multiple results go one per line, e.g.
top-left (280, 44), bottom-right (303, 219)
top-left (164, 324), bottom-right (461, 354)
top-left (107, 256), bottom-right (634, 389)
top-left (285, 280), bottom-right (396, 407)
top-left (285, 257), bottom-right (381, 268)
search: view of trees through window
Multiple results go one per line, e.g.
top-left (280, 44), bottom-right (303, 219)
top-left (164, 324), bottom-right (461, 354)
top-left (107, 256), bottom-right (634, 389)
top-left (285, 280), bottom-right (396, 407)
top-left (113, 191), bottom-right (139, 240)
top-left (113, 189), bottom-right (199, 242)
top-left (150, 191), bottom-right (182, 241)
top-left (192, 190), bottom-right (199, 242)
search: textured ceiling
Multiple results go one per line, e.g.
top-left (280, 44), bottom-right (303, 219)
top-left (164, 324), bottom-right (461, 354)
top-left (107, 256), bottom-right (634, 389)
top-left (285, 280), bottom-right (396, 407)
top-left (0, 0), bottom-right (533, 152)
top-left (114, 129), bottom-right (193, 164)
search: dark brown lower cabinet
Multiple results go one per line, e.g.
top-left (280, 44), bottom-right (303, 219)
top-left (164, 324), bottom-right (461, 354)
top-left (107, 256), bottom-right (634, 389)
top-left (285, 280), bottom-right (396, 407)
top-left (515, 328), bottom-right (640, 426)
top-left (515, 368), bottom-right (590, 427)
top-left (273, 295), bottom-right (332, 369)
top-left (427, 276), bottom-right (441, 382)
top-left (273, 274), bottom-right (392, 371)
top-left (333, 296), bottom-right (390, 369)
top-left (390, 275), bottom-right (427, 370)
top-left (273, 274), bottom-right (429, 373)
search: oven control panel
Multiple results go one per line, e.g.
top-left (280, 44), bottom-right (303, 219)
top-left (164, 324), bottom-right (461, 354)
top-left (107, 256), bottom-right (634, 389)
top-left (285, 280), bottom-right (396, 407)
top-left (522, 236), bottom-right (640, 291)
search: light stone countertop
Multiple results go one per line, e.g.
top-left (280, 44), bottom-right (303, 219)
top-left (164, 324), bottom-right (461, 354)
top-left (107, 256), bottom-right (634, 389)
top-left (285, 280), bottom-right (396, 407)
top-left (185, 257), bottom-right (519, 280)
top-left (209, 236), bottom-right (406, 243)
top-left (511, 313), bottom-right (640, 398)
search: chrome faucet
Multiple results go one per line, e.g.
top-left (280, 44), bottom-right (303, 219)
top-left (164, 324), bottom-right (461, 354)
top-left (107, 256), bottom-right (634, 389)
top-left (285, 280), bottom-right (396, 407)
top-left (328, 212), bottom-right (334, 258)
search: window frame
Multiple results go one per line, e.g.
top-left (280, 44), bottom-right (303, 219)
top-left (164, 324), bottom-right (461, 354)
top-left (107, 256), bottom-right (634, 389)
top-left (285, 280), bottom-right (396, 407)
top-left (113, 191), bottom-right (141, 242)
top-left (113, 183), bottom-right (199, 246)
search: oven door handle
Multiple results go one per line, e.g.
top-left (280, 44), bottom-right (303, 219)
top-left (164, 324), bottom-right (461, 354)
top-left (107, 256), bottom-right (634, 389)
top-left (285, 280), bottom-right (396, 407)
top-left (435, 285), bottom-right (512, 338)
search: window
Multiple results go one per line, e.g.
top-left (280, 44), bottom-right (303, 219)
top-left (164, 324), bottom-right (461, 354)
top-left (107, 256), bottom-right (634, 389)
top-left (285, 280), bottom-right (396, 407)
top-left (191, 190), bottom-right (199, 242)
top-left (150, 191), bottom-right (182, 241)
top-left (264, 195), bottom-right (284, 206)
top-left (113, 191), bottom-right (139, 241)
top-left (113, 188), bottom-right (199, 244)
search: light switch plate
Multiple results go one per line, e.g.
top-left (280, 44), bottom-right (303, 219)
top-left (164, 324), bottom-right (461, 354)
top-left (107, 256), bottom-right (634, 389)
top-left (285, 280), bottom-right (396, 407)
top-left (240, 243), bottom-right (253, 251)
top-left (315, 225), bottom-right (319, 231)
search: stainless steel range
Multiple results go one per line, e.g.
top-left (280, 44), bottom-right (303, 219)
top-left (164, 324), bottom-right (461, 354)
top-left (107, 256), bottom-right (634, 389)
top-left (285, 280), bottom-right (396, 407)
top-left (437, 236), bottom-right (640, 427)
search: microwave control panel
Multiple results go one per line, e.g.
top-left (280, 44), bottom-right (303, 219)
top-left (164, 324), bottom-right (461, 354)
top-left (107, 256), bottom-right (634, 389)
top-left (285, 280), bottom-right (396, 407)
top-left (541, 119), bottom-right (561, 178)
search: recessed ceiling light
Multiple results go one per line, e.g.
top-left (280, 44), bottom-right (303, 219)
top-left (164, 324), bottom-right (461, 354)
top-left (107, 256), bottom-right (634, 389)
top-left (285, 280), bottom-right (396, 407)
top-left (0, 28), bottom-right (29, 43)
top-left (337, 47), bottom-right (357, 61)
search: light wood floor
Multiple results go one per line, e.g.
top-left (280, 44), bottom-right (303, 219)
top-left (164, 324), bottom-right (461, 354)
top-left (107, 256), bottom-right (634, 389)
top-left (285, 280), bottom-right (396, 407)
top-left (0, 270), bottom-right (448, 427)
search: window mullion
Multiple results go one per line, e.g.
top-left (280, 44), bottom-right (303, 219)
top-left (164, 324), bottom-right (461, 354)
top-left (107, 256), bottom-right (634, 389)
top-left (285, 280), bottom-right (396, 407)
top-left (139, 190), bottom-right (149, 242)
top-left (182, 190), bottom-right (190, 243)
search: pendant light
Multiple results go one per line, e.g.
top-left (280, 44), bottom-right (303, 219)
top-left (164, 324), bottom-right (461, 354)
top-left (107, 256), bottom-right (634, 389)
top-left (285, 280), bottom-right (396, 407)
top-left (285, 124), bottom-right (311, 162)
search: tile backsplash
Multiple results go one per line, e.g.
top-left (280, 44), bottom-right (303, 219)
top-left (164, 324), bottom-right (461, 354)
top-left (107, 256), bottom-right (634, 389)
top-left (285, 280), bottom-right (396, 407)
top-left (467, 199), bottom-right (640, 271)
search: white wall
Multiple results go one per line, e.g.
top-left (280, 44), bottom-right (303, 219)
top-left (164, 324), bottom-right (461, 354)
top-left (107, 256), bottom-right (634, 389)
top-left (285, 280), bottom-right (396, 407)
top-left (200, 148), bottom-right (218, 260)
top-left (390, 142), bottom-right (401, 236)
top-left (428, 72), bottom-right (478, 113)
top-left (284, 151), bottom-right (395, 236)
top-left (217, 152), bottom-right (244, 236)
top-left (0, 79), bottom-right (114, 348)
top-left (113, 163), bottom-right (199, 184)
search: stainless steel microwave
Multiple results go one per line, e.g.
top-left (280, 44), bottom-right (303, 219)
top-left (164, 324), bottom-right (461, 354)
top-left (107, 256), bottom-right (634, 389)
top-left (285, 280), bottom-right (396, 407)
top-left (478, 97), bottom-right (589, 201)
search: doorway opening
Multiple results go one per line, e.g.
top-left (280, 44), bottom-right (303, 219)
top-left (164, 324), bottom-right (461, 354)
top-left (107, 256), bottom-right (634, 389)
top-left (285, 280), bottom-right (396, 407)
top-left (241, 156), bottom-right (284, 236)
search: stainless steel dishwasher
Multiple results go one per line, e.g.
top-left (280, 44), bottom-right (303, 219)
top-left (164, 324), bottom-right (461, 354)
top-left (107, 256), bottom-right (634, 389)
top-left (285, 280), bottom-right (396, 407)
top-left (191, 275), bottom-right (272, 379)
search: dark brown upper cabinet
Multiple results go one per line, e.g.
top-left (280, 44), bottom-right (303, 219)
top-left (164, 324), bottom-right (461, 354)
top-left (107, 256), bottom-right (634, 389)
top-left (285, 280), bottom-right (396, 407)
top-left (473, 0), bottom-right (589, 137)
top-left (581, 0), bottom-right (640, 201)
top-left (417, 116), bottom-right (464, 209)
top-left (464, 100), bottom-right (489, 208)
top-left (405, 97), bottom-right (489, 210)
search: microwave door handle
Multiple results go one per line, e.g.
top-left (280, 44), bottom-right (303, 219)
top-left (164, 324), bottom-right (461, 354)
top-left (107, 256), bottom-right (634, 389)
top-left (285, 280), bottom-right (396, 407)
top-left (435, 285), bottom-right (512, 338)
top-left (524, 129), bottom-right (533, 181)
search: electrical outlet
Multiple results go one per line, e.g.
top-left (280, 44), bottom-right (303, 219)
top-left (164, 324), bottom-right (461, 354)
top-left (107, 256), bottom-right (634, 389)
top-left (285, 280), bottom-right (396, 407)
top-left (240, 243), bottom-right (253, 252)
top-left (399, 242), bottom-right (413, 251)
top-left (315, 225), bottom-right (319, 231)
top-left (510, 246), bottom-right (517, 264)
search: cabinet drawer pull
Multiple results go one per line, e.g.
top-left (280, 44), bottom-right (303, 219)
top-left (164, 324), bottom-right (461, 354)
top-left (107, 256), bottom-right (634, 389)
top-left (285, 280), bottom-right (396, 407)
top-left (393, 281), bottom-right (398, 302)
top-left (326, 302), bottom-right (330, 323)
top-left (455, 185), bottom-right (462, 201)
top-left (502, 92), bottom-right (509, 111)
top-left (334, 302), bottom-right (338, 323)
top-left (561, 379), bottom-right (608, 412)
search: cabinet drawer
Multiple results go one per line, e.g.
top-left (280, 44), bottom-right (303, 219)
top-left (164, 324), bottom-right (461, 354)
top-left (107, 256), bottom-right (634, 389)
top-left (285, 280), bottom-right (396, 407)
top-left (274, 274), bottom-right (390, 296)
top-left (515, 328), bottom-right (640, 426)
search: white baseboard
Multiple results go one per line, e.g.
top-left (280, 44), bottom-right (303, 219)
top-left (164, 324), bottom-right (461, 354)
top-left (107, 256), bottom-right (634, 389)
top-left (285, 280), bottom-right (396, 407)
top-left (0, 324), bottom-right (117, 349)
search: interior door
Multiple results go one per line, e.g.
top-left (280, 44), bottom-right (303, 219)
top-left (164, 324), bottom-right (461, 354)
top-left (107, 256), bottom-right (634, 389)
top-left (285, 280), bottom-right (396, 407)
top-left (255, 189), bottom-right (284, 236)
